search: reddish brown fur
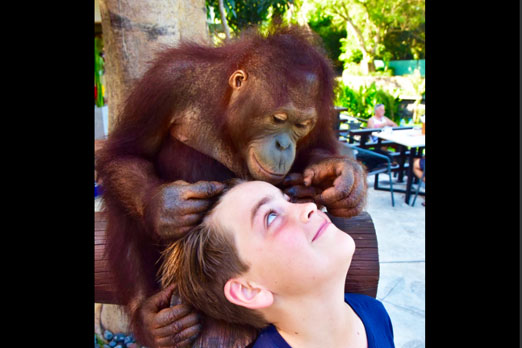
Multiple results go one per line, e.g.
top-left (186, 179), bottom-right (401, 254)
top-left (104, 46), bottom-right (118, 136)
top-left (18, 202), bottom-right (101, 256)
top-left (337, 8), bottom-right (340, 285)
top-left (95, 25), bottom-right (342, 344)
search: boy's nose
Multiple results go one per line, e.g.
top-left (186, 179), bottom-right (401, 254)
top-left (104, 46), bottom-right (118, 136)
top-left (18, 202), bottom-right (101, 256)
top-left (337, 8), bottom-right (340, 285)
top-left (299, 202), bottom-right (317, 223)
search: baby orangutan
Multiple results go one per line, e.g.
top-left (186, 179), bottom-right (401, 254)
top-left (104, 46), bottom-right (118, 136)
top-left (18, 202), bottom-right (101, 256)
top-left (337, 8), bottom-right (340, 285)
top-left (160, 180), bottom-right (394, 348)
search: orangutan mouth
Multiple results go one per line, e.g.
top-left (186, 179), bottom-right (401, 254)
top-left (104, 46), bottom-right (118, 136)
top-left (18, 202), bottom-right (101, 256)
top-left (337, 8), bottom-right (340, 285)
top-left (251, 152), bottom-right (286, 180)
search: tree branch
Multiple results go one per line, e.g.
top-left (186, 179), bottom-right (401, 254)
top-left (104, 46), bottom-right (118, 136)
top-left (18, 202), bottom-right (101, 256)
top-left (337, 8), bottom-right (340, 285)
top-left (218, 0), bottom-right (231, 39)
top-left (340, 3), bottom-right (369, 57)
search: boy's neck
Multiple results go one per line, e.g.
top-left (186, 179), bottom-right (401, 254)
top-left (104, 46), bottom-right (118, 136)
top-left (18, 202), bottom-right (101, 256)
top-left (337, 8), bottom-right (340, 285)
top-left (264, 279), bottom-right (366, 348)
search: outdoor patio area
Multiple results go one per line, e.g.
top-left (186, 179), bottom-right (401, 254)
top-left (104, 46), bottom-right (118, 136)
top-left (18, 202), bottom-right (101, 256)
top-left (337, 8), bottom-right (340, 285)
top-left (365, 174), bottom-right (425, 348)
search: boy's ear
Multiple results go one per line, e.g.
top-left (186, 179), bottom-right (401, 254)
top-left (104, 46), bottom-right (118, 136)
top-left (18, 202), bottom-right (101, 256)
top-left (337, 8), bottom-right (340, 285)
top-left (224, 278), bottom-right (273, 309)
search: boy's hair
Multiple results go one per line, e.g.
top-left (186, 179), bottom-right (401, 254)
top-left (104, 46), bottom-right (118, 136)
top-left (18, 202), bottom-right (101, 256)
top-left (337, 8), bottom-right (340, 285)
top-left (159, 179), bottom-right (269, 329)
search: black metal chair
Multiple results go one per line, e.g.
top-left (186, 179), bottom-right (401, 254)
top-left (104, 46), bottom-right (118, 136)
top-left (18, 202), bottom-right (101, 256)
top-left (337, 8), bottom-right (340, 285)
top-left (411, 169), bottom-right (425, 207)
top-left (343, 143), bottom-right (396, 206)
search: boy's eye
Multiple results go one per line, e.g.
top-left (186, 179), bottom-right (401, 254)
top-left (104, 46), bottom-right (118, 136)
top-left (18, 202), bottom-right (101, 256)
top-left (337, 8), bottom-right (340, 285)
top-left (267, 211), bottom-right (277, 226)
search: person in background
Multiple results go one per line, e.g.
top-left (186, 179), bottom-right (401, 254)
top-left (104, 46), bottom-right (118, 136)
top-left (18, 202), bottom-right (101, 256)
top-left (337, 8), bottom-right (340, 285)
top-left (355, 104), bottom-right (398, 171)
top-left (160, 180), bottom-right (394, 348)
top-left (368, 103), bottom-right (398, 144)
top-left (413, 157), bottom-right (425, 182)
top-left (367, 104), bottom-right (397, 129)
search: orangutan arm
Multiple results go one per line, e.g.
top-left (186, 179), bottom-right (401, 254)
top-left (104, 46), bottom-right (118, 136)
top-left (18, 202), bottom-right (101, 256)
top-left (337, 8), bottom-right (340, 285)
top-left (98, 157), bottom-right (163, 220)
top-left (99, 156), bottom-right (225, 241)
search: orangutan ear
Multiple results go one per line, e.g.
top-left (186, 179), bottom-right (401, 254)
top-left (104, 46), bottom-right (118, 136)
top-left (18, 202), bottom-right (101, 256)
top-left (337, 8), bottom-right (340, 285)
top-left (224, 278), bottom-right (273, 309)
top-left (228, 70), bottom-right (248, 89)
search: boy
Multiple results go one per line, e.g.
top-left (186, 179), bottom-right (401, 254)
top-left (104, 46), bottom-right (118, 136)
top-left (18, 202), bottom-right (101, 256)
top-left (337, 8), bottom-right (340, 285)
top-left (161, 180), bottom-right (394, 347)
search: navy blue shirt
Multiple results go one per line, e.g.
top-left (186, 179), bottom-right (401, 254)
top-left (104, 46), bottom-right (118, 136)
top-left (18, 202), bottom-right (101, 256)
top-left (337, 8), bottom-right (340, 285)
top-left (252, 293), bottom-right (394, 348)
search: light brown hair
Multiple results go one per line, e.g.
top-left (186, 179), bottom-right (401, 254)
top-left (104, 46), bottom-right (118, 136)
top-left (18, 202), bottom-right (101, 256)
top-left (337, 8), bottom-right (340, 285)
top-left (159, 180), bottom-right (269, 329)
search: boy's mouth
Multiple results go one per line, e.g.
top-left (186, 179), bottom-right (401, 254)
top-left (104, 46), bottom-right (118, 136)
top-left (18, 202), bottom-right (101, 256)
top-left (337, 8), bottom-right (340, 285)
top-left (312, 220), bottom-right (330, 242)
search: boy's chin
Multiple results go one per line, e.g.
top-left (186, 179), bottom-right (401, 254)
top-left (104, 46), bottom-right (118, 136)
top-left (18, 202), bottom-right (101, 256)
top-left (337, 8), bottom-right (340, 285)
top-left (337, 232), bottom-right (356, 270)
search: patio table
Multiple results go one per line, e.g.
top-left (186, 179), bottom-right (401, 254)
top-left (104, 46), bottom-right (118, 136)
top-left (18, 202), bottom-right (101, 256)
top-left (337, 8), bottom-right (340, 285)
top-left (373, 128), bottom-right (425, 204)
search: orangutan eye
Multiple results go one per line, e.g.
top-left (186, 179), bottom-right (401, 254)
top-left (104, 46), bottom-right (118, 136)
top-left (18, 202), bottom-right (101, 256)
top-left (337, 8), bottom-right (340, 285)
top-left (273, 113), bottom-right (287, 123)
top-left (296, 120), bottom-right (311, 129)
top-left (266, 210), bottom-right (278, 226)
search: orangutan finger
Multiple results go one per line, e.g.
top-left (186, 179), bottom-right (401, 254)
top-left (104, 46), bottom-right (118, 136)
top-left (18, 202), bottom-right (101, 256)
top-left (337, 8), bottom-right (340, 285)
top-left (174, 198), bottom-right (213, 214)
top-left (327, 191), bottom-right (365, 211)
top-left (157, 219), bottom-right (196, 240)
top-left (303, 162), bottom-right (344, 186)
top-left (154, 303), bottom-right (192, 328)
top-left (325, 177), bottom-right (366, 209)
top-left (166, 227), bottom-right (194, 241)
top-left (316, 169), bottom-right (357, 204)
top-left (302, 168), bottom-right (316, 186)
top-left (175, 323), bottom-right (202, 343)
top-left (156, 324), bottom-right (202, 347)
top-left (292, 197), bottom-right (316, 204)
top-left (177, 213), bottom-right (205, 227)
top-left (326, 197), bottom-right (347, 210)
top-left (182, 181), bottom-right (226, 199)
top-left (327, 197), bottom-right (355, 210)
top-left (282, 173), bottom-right (305, 186)
top-left (327, 206), bottom-right (363, 218)
top-left (154, 312), bottom-right (200, 338)
top-left (284, 185), bottom-right (318, 199)
top-left (144, 284), bottom-right (177, 313)
top-left (157, 338), bottom-right (194, 348)
top-left (316, 181), bottom-right (351, 206)
top-left (177, 338), bottom-right (199, 348)
top-left (170, 293), bottom-right (182, 306)
top-left (348, 178), bottom-right (367, 207)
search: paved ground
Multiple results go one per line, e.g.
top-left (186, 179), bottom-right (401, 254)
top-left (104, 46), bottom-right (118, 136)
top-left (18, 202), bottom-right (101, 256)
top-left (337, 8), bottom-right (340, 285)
top-left (95, 174), bottom-right (425, 348)
top-left (365, 175), bottom-right (425, 348)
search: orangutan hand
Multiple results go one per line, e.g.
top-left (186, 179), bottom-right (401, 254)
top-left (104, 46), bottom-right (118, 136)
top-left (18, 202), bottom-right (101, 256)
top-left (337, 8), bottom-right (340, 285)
top-left (283, 158), bottom-right (367, 217)
top-left (138, 284), bottom-right (202, 348)
top-left (145, 180), bottom-right (226, 241)
top-left (281, 173), bottom-right (322, 204)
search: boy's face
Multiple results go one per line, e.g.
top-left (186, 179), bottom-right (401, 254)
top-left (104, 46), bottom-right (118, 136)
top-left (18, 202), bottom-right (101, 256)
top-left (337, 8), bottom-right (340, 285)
top-left (211, 181), bottom-right (355, 296)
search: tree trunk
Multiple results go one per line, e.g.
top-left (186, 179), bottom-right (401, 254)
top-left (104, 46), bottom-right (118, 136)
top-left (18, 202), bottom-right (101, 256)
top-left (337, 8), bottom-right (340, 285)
top-left (218, 0), bottom-right (231, 39)
top-left (98, 0), bottom-right (209, 132)
top-left (344, 19), bottom-right (374, 74)
top-left (362, 57), bottom-right (375, 74)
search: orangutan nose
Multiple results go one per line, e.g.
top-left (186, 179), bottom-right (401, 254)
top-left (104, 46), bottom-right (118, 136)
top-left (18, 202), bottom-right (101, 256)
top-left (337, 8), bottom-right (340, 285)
top-left (275, 134), bottom-right (291, 151)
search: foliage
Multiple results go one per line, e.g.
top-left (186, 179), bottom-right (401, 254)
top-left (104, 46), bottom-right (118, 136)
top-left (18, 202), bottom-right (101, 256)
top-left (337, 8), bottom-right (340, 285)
top-left (335, 81), bottom-right (402, 123)
top-left (206, 0), bottom-right (291, 36)
top-left (94, 37), bottom-right (105, 107)
top-left (205, 0), bottom-right (424, 74)
top-left (339, 39), bottom-right (363, 64)
top-left (382, 22), bottom-right (425, 60)
top-left (341, 62), bottom-right (364, 76)
top-left (341, 62), bottom-right (394, 77)
top-left (308, 0), bottom-right (424, 72)
top-left (370, 68), bottom-right (394, 76)
top-left (94, 333), bottom-right (106, 345)
top-left (307, 8), bottom-right (346, 73)
top-left (408, 68), bottom-right (425, 122)
top-left (337, 26), bottom-right (366, 70)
